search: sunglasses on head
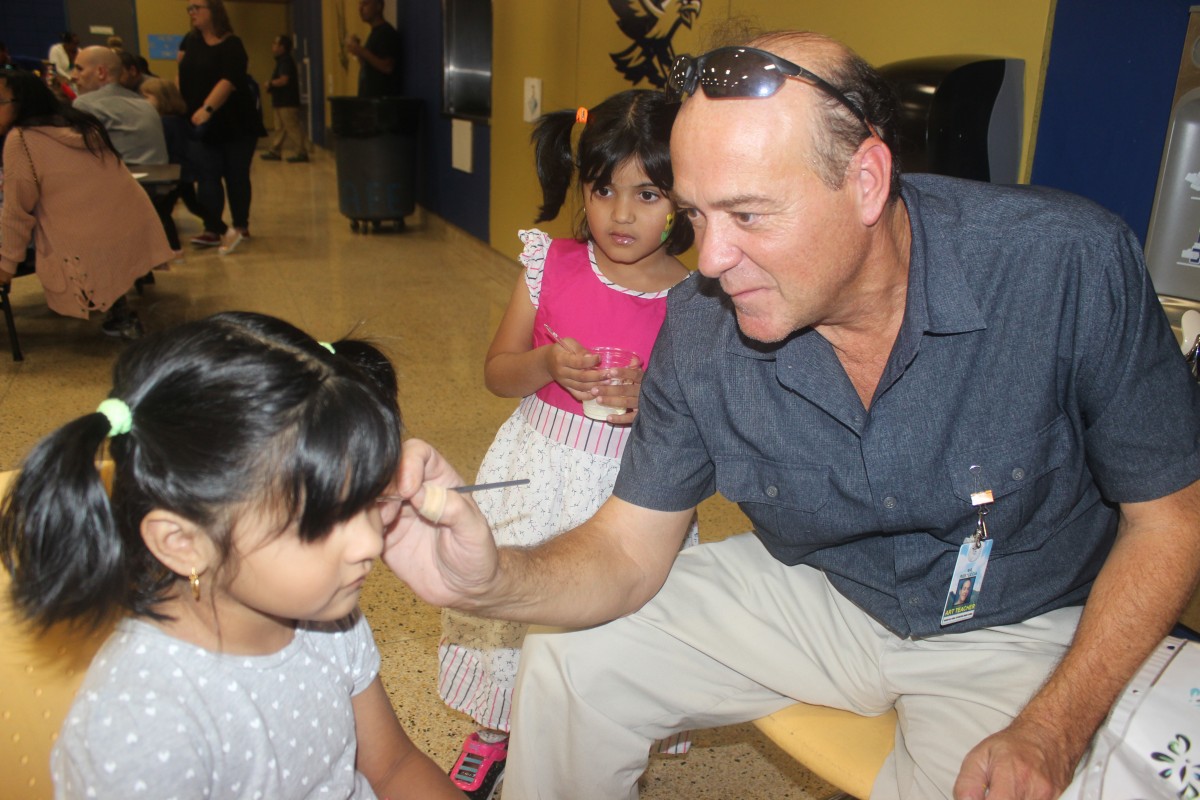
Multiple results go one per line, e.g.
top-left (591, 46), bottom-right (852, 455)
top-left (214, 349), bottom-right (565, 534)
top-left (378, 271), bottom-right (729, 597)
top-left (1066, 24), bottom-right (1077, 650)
top-left (667, 46), bottom-right (878, 139)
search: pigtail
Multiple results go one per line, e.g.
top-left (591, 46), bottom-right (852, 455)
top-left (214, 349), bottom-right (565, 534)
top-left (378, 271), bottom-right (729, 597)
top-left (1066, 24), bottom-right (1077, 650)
top-left (531, 108), bottom-right (579, 223)
top-left (0, 413), bottom-right (124, 632)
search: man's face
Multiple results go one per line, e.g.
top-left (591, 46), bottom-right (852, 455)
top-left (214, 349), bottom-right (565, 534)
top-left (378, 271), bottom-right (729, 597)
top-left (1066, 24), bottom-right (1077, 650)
top-left (71, 51), bottom-right (105, 94)
top-left (671, 82), bottom-right (866, 344)
top-left (359, 0), bottom-right (383, 23)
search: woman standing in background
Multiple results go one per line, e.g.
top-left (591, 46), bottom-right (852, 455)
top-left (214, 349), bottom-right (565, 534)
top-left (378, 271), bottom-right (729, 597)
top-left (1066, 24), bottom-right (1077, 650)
top-left (177, 0), bottom-right (263, 256)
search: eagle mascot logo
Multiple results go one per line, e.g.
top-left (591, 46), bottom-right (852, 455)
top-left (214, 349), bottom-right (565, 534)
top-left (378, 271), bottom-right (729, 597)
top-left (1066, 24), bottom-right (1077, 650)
top-left (609, 0), bottom-right (703, 88)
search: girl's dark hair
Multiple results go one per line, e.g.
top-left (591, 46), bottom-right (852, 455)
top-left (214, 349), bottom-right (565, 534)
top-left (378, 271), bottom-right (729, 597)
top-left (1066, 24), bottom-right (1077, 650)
top-left (0, 312), bottom-right (402, 632)
top-left (531, 89), bottom-right (693, 256)
top-left (0, 70), bottom-right (118, 159)
top-left (276, 34), bottom-right (294, 55)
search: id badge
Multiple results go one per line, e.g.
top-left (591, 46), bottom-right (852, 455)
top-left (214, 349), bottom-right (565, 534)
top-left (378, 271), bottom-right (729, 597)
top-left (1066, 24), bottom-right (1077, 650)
top-left (940, 536), bottom-right (992, 626)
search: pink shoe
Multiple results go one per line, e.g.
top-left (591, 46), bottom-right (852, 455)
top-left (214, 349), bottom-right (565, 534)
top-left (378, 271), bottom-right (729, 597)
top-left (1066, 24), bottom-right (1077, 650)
top-left (449, 732), bottom-right (506, 799)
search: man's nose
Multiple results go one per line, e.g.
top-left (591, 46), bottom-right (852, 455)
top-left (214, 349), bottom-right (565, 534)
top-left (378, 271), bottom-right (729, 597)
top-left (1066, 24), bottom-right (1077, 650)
top-left (695, 218), bottom-right (740, 278)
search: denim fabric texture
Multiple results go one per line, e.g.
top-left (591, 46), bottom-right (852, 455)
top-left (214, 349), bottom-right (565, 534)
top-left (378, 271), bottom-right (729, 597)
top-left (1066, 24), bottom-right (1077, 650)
top-left (614, 174), bottom-right (1200, 638)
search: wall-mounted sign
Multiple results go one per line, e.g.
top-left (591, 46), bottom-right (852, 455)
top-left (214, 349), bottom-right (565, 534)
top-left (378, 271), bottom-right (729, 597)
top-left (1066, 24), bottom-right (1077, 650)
top-left (148, 34), bottom-right (185, 60)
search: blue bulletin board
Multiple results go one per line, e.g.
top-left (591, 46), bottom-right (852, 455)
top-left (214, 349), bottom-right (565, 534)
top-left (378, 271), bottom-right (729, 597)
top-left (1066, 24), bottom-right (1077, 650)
top-left (148, 34), bottom-right (184, 60)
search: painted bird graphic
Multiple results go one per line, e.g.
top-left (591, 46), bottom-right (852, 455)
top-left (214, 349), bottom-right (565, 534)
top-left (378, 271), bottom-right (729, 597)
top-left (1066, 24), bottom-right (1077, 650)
top-left (609, 0), bottom-right (702, 88)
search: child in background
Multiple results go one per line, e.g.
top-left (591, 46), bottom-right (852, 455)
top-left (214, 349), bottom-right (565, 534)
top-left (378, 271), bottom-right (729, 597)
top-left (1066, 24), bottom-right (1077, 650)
top-left (139, 77), bottom-right (205, 258)
top-left (438, 88), bottom-right (696, 799)
top-left (0, 311), bottom-right (465, 800)
top-left (261, 34), bottom-right (310, 163)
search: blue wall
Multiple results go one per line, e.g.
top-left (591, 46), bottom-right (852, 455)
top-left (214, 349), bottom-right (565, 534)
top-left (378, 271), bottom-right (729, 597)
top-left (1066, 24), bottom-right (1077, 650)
top-left (401, 0), bottom-right (489, 242)
top-left (1032, 0), bottom-right (1193, 242)
top-left (2, 1), bottom-right (69, 65)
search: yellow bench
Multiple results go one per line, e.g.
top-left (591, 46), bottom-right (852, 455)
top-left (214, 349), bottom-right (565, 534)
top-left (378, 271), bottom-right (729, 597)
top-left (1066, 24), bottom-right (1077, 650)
top-left (0, 467), bottom-right (116, 799)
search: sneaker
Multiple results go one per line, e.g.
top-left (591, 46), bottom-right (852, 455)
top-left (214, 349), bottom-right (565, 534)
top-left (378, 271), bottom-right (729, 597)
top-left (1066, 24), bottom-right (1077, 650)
top-left (191, 231), bottom-right (222, 247)
top-left (449, 733), bottom-right (506, 800)
top-left (101, 311), bottom-right (144, 341)
top-left (286, 153), bottom-right (310, 163)
top-left (218, 229), bottom-right (244, 256)
top-left (260, 151), bottom-right (282, 161)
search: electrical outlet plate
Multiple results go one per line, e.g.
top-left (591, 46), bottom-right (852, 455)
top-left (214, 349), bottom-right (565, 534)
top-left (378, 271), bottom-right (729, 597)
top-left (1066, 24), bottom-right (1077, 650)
top-left (524, 77), bottom-right (542, 123)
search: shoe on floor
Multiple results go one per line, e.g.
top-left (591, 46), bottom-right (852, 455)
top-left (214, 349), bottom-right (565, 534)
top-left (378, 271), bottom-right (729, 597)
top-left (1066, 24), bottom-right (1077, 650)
top-left (170, 248), bottom-right (186, 262)
top-left (449, 733), bottom-right (506, 800)
top-left (286, 153), bottom-right (310, 163)
top-left (218, 229), bottom-right (244, 256)
top-left (191, 231), bottom-right (221, 247)
top-left (260, 151), bottom-right (282, 161)
top-left (101, 311), bottom-right (144, 341)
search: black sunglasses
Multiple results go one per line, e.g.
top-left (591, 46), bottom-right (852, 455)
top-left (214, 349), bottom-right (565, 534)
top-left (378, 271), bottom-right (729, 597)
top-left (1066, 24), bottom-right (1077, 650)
top-left (667, 47), bottom-right (878, 139)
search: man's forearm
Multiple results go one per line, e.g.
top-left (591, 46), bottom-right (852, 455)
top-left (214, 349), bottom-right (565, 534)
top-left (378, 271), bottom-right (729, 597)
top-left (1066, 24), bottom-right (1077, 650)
top-left (1010, 482), bottom-right (1200, 768)
top-left (357, 47), bottom-right (394, 75)
top-left (460, 502), bottom-right (690, 627)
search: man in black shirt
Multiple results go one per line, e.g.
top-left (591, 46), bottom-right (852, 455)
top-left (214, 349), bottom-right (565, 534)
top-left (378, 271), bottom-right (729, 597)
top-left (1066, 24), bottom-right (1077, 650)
top-left (345, 0), bottom-right (403, 98)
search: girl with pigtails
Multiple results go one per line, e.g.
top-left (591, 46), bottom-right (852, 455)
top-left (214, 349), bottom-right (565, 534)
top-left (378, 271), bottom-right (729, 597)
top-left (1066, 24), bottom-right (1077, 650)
top-left (437, 88), bottom-right (697, 799)
top-left (0, 312), bottom-right (464, 800)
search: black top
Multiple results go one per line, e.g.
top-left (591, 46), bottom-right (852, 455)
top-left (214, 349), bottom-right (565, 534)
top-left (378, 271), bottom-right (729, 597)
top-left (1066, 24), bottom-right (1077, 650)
top-left (269, 53), bottom-right (301, 108)
top-left (177, 31), bottom-right (256, 141)
top-left (358, 21), bottom-right (404, 98)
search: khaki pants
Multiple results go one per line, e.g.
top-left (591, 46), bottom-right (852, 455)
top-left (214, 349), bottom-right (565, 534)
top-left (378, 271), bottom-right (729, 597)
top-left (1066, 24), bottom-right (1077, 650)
top-left (269, 106), bottom-right (308, 158)
top-left (505, 533), bottom-right (1081, 800)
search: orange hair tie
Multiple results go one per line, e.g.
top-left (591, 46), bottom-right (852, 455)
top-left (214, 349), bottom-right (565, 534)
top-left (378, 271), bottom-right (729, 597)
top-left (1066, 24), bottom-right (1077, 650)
top-left (575, 106), bottom-right (589, 124)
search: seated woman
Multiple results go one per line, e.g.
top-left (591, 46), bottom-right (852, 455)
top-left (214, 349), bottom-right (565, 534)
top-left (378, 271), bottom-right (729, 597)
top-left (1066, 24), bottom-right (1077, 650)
top-left (0, 69), bottom-right (170, 340)
top-left (139, 77), bottom-right (202, 260)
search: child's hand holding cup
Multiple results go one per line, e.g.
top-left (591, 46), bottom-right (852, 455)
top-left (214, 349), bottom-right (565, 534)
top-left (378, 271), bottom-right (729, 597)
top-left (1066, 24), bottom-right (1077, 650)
top-left (582, 347), bottom-right (639, 421)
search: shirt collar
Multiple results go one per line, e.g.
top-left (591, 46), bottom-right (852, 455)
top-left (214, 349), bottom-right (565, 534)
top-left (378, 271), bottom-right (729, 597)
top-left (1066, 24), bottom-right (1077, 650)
top-left (900, 176), bottom-right (986, 337)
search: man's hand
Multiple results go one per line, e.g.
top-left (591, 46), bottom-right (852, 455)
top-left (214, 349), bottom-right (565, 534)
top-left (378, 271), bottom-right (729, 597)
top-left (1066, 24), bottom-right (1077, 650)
top-left (954, 716), bottom-right (1080, 799)
top-left (380, 438), bottom-right (500, 608)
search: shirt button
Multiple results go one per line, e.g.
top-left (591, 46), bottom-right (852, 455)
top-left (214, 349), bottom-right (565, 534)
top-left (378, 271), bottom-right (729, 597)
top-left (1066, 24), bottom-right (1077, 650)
top-left (883, 496), bottom-right (897, 509)
top-left (1011, 467), bottom-right (1025, 480)
top-left (765, 485), bottom-right (779, 498)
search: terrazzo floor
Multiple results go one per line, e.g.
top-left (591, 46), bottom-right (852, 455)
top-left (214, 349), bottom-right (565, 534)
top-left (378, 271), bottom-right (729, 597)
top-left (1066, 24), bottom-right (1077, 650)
top-left (0, 151), bottom-right (834, 798)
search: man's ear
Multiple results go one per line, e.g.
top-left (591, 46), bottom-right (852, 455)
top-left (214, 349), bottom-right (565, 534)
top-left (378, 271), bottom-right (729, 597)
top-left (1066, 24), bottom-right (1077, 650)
top-left (854, 138), bottom-right (894, 227)
top-left (141, 509), bottom-right (216, 579)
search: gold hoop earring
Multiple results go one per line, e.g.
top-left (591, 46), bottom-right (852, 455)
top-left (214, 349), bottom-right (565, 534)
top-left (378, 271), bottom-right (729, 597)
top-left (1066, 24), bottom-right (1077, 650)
top-left (189, 568), bottom-right (201, 602)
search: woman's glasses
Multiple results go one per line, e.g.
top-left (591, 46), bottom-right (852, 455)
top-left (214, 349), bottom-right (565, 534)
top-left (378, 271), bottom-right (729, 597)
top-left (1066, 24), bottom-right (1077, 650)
top-left (667, 46), bottom-right (878, 139)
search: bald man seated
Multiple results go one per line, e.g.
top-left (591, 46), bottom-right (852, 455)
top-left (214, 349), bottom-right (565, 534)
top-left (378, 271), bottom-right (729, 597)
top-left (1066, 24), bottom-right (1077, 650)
top-left (71, 46), bottom-right (167, 166)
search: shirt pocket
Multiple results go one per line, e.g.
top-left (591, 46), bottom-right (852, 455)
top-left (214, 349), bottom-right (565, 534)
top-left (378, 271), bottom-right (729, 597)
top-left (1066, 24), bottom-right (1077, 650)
top-left (943, 414), bottom-right (1073, 552)
top-left (715, 457), bottom-right (832, 539)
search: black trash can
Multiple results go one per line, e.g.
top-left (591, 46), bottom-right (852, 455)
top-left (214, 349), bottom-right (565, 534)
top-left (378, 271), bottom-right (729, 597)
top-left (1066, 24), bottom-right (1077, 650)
top-left (329, 96), bottom-right (421, 232)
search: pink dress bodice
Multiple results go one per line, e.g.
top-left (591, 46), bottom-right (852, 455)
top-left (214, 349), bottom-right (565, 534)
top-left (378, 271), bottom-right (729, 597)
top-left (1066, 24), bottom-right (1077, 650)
top-left (524, 233), bottom-right (670, 415)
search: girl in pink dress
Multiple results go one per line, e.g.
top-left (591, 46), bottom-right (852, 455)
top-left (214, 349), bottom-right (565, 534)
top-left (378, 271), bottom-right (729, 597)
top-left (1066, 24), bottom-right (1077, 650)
top-left (438, 89), bottom-right (696, 799)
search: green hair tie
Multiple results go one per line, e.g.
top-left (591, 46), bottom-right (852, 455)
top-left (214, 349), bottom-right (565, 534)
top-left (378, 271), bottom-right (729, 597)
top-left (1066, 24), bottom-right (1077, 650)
top-left (318, 341), bottom-right (336, 354)
top-left (96, 398), bottom-right (132, 438)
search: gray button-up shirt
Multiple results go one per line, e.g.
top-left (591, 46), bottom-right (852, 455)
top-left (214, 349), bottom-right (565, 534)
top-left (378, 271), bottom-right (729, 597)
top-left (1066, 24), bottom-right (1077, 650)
top-left (614, 174), bottom-right (1200, 638)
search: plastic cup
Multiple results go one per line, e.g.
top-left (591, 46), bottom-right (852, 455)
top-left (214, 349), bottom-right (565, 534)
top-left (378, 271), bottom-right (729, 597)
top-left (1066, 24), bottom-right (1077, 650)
top-left (582, 346), bottom-right (637, 421)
